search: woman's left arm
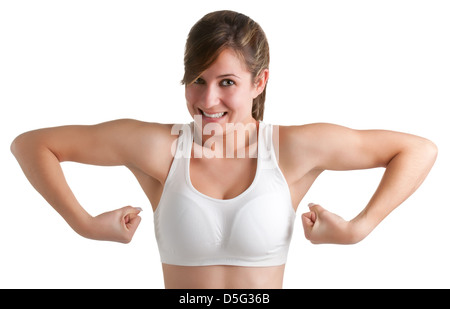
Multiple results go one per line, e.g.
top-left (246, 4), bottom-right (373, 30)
top-left (298, 124), bottom-right (438, 244)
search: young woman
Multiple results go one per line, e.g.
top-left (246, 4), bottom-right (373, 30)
top-left (11, 10), bottom-right (437, 288)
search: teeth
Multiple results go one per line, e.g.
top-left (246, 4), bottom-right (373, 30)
top-left (202, 111), bottom-right (225, 118)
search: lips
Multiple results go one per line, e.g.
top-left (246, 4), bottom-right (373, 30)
top-left (199, 109), bottom-right (228, 119)
top-left (202, 111), bottom-right (226, 118)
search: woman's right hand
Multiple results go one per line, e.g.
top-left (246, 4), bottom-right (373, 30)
top-left (84, 206), bottom-right (142, 243)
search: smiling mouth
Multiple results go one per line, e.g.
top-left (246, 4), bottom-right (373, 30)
top-left (200, 110), bottom-right (227, 119)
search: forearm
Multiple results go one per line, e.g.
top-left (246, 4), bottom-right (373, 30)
top-left (11, 133), bottom-right (92, 236)
top-left (350, 139), bottom-right (438, 242)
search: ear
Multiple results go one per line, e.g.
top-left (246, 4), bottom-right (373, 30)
top-left (253, 69), bottom-right (269, 98)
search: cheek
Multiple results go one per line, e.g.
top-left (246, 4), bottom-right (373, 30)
top-left (185, 87), bottom-right (198, 110)
top-left (226, 87), bottom-right (254, 111)
top-left (185, 87), bottom-right (194, 103)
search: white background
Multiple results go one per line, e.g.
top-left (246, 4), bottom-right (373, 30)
top-left (1, 0), bottom-right (449, 288)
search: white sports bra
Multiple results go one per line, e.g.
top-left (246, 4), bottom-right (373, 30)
top-left (154, 122), bottom-right (296, 267)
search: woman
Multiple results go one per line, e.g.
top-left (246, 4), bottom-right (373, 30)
top-left (11, 10), bottom-right (437, 288)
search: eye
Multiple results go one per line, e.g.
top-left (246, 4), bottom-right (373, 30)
top-left (193, 78), bottom-right (205, 85)
top-left (220, 79), bottom-right (235, 87)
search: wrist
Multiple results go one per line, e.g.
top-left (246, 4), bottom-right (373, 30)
top-left (348, 215), bottom-right (374, 244)
top-left (68, 210), bottom-right (95, 239)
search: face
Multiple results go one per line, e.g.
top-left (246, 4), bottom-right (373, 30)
top-left (185, 48), bottom-right (268, 133)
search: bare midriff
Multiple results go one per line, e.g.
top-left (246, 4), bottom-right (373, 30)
top-left (162, 264), bottom-right (286, 289)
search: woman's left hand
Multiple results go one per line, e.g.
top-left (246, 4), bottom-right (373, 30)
top-left (301, 203), bottom-right (364, 245)
top-left (86, 206), bottom-right (142, 243)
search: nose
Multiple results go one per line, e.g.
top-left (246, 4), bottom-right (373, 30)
top-left (201, 84), bottom-right (221, 109)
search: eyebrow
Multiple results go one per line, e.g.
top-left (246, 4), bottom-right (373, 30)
top-left (216, 74), bottom-right (241, 79)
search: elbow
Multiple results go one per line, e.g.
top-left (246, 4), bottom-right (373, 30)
top-left (422, 138), bottom-right (438, 167)
top-left (389, 137), bottom-right (438, 172)
top-left (10, 133), bottom-right (27, 159)
top-left (11, 131), bottom-right (43, 161)
top-left (405, 138), bottom-right (438, 173)
top-left (11, 130), bottom-right (62, 163)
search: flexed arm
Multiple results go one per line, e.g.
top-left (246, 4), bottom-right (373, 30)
top-left (11, 127), bottom-right (95, 238)
top-left (283, 124), bottom-right (438, 244)
top-left (11, 119), bottom-right (173, 243)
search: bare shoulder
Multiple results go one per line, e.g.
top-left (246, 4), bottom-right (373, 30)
top-left (108, 119), bottom-right (180, 180)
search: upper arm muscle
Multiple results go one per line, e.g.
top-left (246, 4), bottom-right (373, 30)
top-left (281, 123), bottom-right (415, 174)
top-left (25, 119), bottom-right (175, 180)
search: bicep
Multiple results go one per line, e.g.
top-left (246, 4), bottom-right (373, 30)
top-left (310, 124), bottom-right (422, 171)
top-left (20, 119), bottom-right (174, 171)
top-left (30, 120), bottom-right (135, 166)
top-left (285, 123), bottom-right (421, 172)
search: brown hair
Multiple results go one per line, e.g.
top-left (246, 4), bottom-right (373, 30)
top-left (182, 10), bottom-right (270, 121)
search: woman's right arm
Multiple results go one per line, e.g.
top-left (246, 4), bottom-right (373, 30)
top-left (10, 119), bottom-right (174, 243)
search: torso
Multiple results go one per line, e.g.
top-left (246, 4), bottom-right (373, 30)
top-left (129, 123), bottom-right (321, 288)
